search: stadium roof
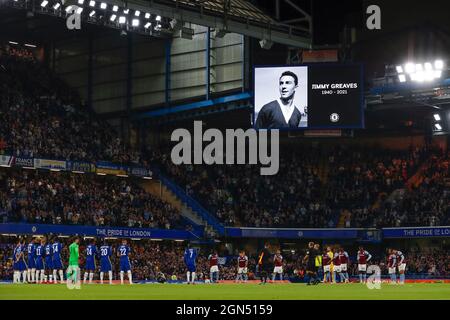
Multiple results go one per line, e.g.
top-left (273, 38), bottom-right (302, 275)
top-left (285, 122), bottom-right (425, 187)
top-left (113, 0), bottom-right (312, 47)
top-left (164, 0), bottom-right (275, 25)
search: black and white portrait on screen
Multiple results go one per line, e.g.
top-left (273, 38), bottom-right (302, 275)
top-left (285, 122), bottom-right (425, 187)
top-left (254, 66), bottom-right (308, 129)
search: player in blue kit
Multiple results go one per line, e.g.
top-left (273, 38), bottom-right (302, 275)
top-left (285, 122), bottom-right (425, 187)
top-left (13, 238), bottom-right (27, 283)
top-left (51, 237), bottom-right (64, 283)
top-left (99, 241), bottom-right (113, 284)
top-left (118, 239), bottom-right (133, 285)
top-left (44, 238), bottom-right (53, 283)
top-left (35, 239), bottom-right (45, 283)
top-left (83, 239), bottom-right (97, 284)
top-left (184, 244), bottom-right (198, 284)
top-left (26, 238), bottom-right (36, 283)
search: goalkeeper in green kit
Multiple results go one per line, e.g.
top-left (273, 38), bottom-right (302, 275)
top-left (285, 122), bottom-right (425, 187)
top-left (67, 236), bottom-right (81, 289)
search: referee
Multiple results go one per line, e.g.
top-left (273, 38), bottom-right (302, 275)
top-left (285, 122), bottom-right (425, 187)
top-left (258, 243), bottom-right (272, 285)
top-left (303, 242), bottom-right (320, 285)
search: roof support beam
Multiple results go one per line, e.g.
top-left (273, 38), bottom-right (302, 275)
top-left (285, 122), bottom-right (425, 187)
top-left (103, 0), bottom-right (312, 48)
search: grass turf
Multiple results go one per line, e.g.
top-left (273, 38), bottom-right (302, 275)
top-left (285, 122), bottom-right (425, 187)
top-left (1, 283), bottom-right (450, 300)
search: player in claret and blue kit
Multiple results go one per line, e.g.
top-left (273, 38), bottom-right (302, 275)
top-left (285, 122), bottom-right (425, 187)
top-left (118, 239), bottom-right (133, 285)
top-left (387, 249), bottom-right (397, 284)
top-left (184, 245), bottom-right (198, 284)
top-left (26, 238), bottom-right (36, 283)
top-left (52, 237), bottom-right (64, 283)
top-left (83, 239), bottom-right (97, 284)
top-left (99, 241), bottom-right (113, 284)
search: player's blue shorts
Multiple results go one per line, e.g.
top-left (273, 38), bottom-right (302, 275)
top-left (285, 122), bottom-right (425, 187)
top-left (27, 257), bottom-right (36, 269)
top-left (14, 260), bottom-right (26, 271)
top-left (45, 257), bottom-right (53, 270)
top-left (85, 258), bottom-right (96, 271)
top-left (120, 258), bottom-right (131, 272)
top-left (52, 257), bottom-right (63, 269)
top-left (186, 264), bottom-right (196, 272)
top-left (100, 259), bottom-right (112, 272)
top-left (35, 257), bottom-right (44, 270)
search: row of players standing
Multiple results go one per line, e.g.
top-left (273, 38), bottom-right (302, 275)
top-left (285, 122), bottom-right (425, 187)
top-left (12, 237), bottom-right (133, 285)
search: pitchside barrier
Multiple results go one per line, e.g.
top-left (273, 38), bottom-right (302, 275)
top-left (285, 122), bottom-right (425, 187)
top-left (1, 224), bottom-right (450, 241)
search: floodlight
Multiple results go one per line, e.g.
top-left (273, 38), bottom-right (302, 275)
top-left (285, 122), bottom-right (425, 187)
top-left (434, 60), bottom-right (444, 70)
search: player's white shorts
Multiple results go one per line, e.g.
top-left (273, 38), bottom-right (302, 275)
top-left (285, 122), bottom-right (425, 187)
top-left (238, 267), bottom-right (247, 274)
top-left (210, 265), bottom-right (219, 273)
top-left (273, 266), bottom-right (283, 274)
top-left (358, 264), bottom-right (367, 272)
top-left (340, 263), bottom-right (347, 272)
top-left (334, 265), bottom-right (342, 273)
top-left (388, 267), bottom-right (396, 274)
top-left (323, 265), bottom-right (330, 272)
top-left (397, 263), bottom-right (406, 272)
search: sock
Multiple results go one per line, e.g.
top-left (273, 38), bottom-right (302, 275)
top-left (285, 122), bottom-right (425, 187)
top-left (280, 273), bottom-right (283, 281)
top-left (89, 272), bottom-right (94, 283)
top-left (53, 270), bottom-right (57, 282)
top-left (272, 273), bottom-right (276, 281)
top-left (27, 270), bottom-right (31, 282)
top-left (359, 273), bottom-right (363, 282)
top-left (13, 271), bottom-right (18, 283)
top-left (191, 272), bottom-right (196, 283)
top-left (400, 273), bottom-right (405, 284)
top-left (100, 272), bottom-right (104, 283)
top-left (22, 271), bottom-right (27, 283)
top-left (120, 271), bottom-right (124, 284)
top-left (345, 273), bottom-right (349, 281)
top-left (128, 271), bottom-right (132, 284)
top-left (390, 274), bottom-right (397, 282)
top-left (31, 269), bottom-right (36, 283)
top-left (244, 274), bottom-right (248, 282)
top-left (108, 271), bottom-right (112, 284)
top-left (363, 273), bottom-right (367, 282)
top-left (187, 272), bottom-right (190, 283)
top-left (333, 272), bottom-right (337, 282)
top-left (40, 270), bottom-right (45, 283)
top-left (84, 272), bottom-right (88, 283)
top-left (210, 272), bottom-right (213, 282)
top-left (49, 274), bottom-right (53, 283)
top-left (59, 270), bottom-right (64, 282)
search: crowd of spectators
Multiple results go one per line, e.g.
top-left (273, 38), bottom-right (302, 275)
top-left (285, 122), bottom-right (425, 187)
top-left (151, 145), bottom-right (335, 228)
top-left (150, 143), bottom-right (439, 228)
top-left (0, 44), bottom-right (142, 165)
top-left (348, 150), bottom-right (449, 228)
top-left (0, 168), bottom-right (183, 229)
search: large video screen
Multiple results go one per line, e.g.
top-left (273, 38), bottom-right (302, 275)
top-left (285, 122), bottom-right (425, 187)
top-left (254, 64), bottom-right (364, 129)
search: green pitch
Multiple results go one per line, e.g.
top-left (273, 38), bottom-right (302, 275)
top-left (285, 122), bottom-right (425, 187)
top-left (1, 283), bottom-right (450, 300)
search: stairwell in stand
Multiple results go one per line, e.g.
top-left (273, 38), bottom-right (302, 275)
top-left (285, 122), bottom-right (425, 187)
top-left (140, 179), bottom-right (219, 238)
